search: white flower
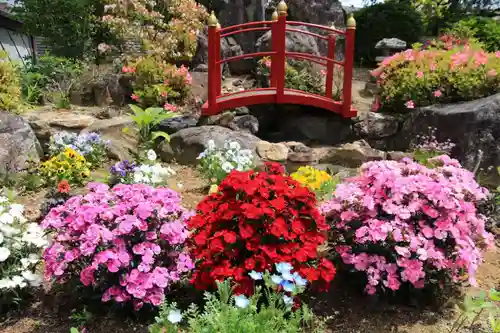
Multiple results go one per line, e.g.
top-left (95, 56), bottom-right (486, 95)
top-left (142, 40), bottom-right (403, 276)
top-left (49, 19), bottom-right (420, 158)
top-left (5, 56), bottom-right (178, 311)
top-left (0, 213), bottom-right (14, 224)
top-left (275, 262), bottom-right (293, 274)
top-left (249, 270), bottom-right (263, 280)
top-left (0, 247), bottom-right (10, 261)
top-left (283, 295), bottom-right (294, 306)
top-left (0, 197), bottom-right (8, 203)
top-left (147, 149), bottom-right (157, 161)
top-left (0, 278), bottom-right (14, 289)
top-left (9, 204), bottom-right (24, 218)
top-left (0, 232), bottom-right (3, 245)
top-left (293, 272), bottom-right (308, 287)
top-left (234, 295), bottom-right (250, 308)
top-left (177, 183), bottom-right (184, 189)
top-left (221, 162), bottom-right (234, 173)
top-left (207, 140), bottom-right (216, 151)
top-left (167, 309), bottom-right (182, 324)
top-left (22, 223), bottom-right (49, 248)
top-left (0, 224), bottom-right (18, 236)
top-left (133, 173), bottom-right (146, 184)
top-left (271, 274), bottom-right (283, 285)
top-left (229, 141), bottom-right (241, 150)
top-left (21, 271), bottom-right (42, 287)
top-left (11, 275), bottom-right (26, 288)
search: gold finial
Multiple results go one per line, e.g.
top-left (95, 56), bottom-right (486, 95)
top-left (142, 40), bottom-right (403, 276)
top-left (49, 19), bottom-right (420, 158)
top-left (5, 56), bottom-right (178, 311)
top-left (216, 22), bottom-right (221, 29)
top-left (207, 11), bottom-right (218, 27)
top-left (277, 0), bottom-right (288, 16)
top-left (271, 10), bottom-right (278, 21)
top-left (347, 13), bottom-right (356, 28)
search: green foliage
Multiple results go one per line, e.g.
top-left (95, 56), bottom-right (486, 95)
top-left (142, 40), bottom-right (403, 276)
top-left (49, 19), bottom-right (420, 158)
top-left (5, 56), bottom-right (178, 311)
top-left (127, 104), bottom-right (178, 149)
top-left (451, 288), bottom-right (500, 333)
top-left (0, 159), bottom-right (45, 193)
top-left (0, 52), bottom-right (23, 112)
top-left (150, 278), bottom-right (326, 333)
top-left (21, 55), bottom-right (84, 106)
top-left (13, 0), bottom-right (100, 59)
top-left (449, 17), bottom-right (500, 52)
top-left (372, 43), bottom-right (500, 112)
top-left (354, 2), bottom-right (423, 64)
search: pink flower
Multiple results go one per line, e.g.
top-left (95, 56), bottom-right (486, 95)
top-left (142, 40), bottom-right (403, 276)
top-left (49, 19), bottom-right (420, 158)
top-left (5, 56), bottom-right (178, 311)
top-left (487, 69), bottom-right (497, 77)
top-left (320, 69), bottom-right (327, 76)
top-left (496, 51), bottom-right (500, 58)
top-left (405, 100), bottom-right (415, 109)
top-left (264, 59), bottom-right (272, 69)
top-left (161, 91), bottom-right (167, 97)
top-left (164, 103), bottom-right (178, 112)
top-left (185, 72), bottom-right (192, 85)
top-left (433, 89), bottom-right (442, 98)
top-left (416, 71), bottom-right (424, 79)
top-left (131, 94), bottom-right (140, 102)
top-left (430, 63), bottom-right (437, 71)
top-left (164, 79), bottom-right (170, 85)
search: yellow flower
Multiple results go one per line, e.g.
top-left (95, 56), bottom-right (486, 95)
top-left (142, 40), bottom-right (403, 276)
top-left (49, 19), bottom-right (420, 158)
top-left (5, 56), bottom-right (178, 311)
top-left (64, 148), bottom-right (78, 159)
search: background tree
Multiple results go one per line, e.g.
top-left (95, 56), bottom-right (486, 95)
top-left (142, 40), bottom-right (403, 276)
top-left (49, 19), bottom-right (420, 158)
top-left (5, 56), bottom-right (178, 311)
top-left (13, 0), bottom-right (102, 60)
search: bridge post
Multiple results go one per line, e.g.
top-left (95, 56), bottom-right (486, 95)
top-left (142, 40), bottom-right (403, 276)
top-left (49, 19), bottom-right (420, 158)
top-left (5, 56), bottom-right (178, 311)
top-left (342, 13), bottom-right (356, 117)
top-left (207, 12), bottom-right (220, 116)
top-left (270, 10), bottom-right (278, 88)
top-left (325, 24), bottom-right (337, 99)
top-left (275, 0), bottom-right (287, 103)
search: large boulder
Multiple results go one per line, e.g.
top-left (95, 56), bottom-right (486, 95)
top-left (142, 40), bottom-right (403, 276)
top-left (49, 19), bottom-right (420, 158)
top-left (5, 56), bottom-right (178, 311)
top-left (387, 93), bottom-right (500, 173)
top-left (191, 26), bottom-right (249, 75)
top-left (158, 125), bottom-right (261, 165)
top-left (314, 140), bottom-right (386, 168)
top-left (255, 25), bottom-right (320, 55)
top-left (0, 111), bottom-right (43, 173)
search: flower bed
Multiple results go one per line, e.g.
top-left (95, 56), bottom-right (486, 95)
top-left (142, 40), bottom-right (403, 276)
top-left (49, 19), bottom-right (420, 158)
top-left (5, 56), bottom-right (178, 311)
top-left (41, 183), bottom-right (193, 309)
top-left (371, 44), bottom-right (500, 112)
top-left (49, 131), bottom-right (108, 167)
top-left (188, 163), bottom-right (335, 295)
top-left (321, 157), bottom-right (493, 294)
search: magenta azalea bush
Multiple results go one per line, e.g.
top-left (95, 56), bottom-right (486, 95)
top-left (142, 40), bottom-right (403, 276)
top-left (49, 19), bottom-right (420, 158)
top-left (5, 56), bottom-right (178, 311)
top-left (321, 156), bottom-right (494, 295)
top-left (41, 183), bottom-right (194, 309)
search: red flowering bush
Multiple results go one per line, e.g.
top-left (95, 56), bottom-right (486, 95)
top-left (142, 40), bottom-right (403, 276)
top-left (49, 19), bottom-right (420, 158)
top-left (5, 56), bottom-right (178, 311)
top-left (188, 163), bottom-right (336, 295)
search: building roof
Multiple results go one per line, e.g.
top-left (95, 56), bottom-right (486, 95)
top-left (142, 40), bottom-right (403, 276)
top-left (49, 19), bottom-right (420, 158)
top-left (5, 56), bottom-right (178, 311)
top-left (0, 4), bottom-right (23, 31)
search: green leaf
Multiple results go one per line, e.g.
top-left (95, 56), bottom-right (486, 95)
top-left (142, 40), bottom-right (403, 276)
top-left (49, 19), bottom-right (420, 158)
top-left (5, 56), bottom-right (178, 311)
top-left (151, 131), bottom-right (171, 142)
top-left (70, 328), bottom-right (80, 333)
top-left (489, 289), bottom-right (500, 302)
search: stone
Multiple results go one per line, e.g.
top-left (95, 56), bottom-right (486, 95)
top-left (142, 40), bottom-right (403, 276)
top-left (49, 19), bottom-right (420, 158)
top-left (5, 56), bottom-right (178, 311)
top-left (158, 115), bottom-right (199, 135)
top-left (375, 38), bottom-right (407, 50)
top-left (198, 111), bottom-right (235, 127)
top-left (191, 26), bottom-right (247, 75)
top-left (256, 25), bottom-right (320, 56)
top-left (227, 115), bottom-right (259, 134)
top-left (82, 116), bottom-right (139, 162)
top-left (315, 140), bottom-right (386, 167)
top-left (251, 105), bottom-right (354, 145)
top-left (158, 125), bottom-right (261, 165)
top-left (353, 112), bottom-right (400, 139)
top-left (387, 93), bottom-right (500, 177)
top-left (0, 111), bottom-right (43, 173)
top-left (94, 105), bottom-right (124, 119)
top-left (256, 141), bottom-right (288, 161)
top-left (287, 151), bottom-right (316, 163)
top-left (190, 72), bottom-right (209, 103)
top-left (233, 106), bottom-right (250, 115)
top-left (387, 151), bottom-right (412, 161)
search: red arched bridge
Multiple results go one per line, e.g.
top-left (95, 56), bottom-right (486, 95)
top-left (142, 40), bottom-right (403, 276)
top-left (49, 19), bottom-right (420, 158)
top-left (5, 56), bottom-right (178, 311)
top-left (202, 0), bottom-right (357, 118)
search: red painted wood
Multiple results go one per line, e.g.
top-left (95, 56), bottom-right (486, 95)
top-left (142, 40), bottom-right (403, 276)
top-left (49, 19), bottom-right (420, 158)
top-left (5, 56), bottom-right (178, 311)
top-left (325, 34), bottom-right (336, 99)
top-left (203, 15), bottom-right (357, 118)
top-left (221, 26), bottom-right (271, 38)
top-left (285, 27), bottom-right (328, 41)
top-left (217, 52), bottom-right (276, 65)
top-left (275, 14), bottom-right (287, 103)
top-left (286, 21), bottom-right (346, 35)
top-left (215, 28), bottom-right (222, 96)
top-left (342, 27), bottom-right (356, 117)
top-left (207, 25), bottom-right (218, 115)
top-left (220, 21), bottom-right (273, 33)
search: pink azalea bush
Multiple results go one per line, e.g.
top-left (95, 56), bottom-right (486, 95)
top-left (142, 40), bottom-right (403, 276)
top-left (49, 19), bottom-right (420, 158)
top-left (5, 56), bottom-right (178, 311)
top-left (321, 156), bottom-right (494, 295)
top-left (41, 183), bottom-right (194, 310)
top-left (371, 41), bottom-right (500, 112)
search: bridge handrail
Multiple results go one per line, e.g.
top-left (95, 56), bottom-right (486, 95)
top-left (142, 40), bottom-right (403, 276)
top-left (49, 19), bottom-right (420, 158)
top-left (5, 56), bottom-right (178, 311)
top-left (285, 27), bottom-right (328, 41)
top-left (219, 21), bottom-right (273, 33)
top-left (286, 21), bottom-right (346, 36)
top-left (217, 51), bottom-right (276, 65)
top-left (220, 26), bottom-right (271, 38)
top-left (285, 52), bottom-right (344, 66)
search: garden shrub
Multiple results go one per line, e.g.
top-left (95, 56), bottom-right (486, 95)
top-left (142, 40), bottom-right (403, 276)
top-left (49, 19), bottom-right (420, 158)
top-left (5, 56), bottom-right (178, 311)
top-left (39, 148), bottom-right (91, 186)
top-left (197, 140), bottom-right (255, 185)
top-left (41, 183), bottom-right (193, 310)
top-left (21, 55), bottom-right (85, 105)
top-left (0, 196), bottom-right (47, 298)
top-left (124, 56), bottom-right (192, 108)
top-left (290, 166), bottom-right (338, 202)
top-left (321, 157), bottom-right (493, 295)
top-left (371, 45), bottom-right (500, 112)
top-left (100, 0), bottom-right (208, 62)
top-left (49, 131), bottom-right (108, 168)
top-left (150, 265), bottom-right (326, 333)
top-left (355, 2), bottom-right (423, 64)
top-left (0, 51), bottom-right (23, 112)
top-left (188, 162), bottom-right (336, 295)
top-left (450, 17), bottom-right (500, 53)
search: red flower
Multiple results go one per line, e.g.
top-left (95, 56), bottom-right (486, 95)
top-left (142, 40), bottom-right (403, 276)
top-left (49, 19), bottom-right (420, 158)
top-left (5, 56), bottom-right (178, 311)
top-left (57, 180), bottom-right (71, 193)
top-left (188, 168), bottom-right (335, 295)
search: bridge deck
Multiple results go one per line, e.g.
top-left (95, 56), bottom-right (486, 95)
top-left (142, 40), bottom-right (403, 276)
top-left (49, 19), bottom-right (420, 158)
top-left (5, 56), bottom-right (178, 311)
top-left (201, 88), bottom-right (356, 118)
